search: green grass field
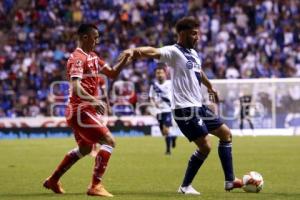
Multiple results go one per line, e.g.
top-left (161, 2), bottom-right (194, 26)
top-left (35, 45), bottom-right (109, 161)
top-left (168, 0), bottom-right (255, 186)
top-left (0, 136), bottom-right (300, 200)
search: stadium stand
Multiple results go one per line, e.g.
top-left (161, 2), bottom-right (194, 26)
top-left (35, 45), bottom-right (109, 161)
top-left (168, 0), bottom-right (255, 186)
top-left (0, 0), bottom-right (300, 117)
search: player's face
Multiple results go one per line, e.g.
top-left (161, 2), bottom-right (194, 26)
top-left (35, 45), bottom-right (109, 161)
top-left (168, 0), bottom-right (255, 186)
top-left (185, 28), bottom-right (199, 48)
top-left (156, 69), bottom-right (166, 82)
top-left (84, 29), bottom-right (100, 51)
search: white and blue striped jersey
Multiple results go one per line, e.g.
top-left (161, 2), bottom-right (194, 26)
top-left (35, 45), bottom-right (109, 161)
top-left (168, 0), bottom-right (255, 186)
top-left (149, 80), bottom-right (172, 113)
top-left (159, 45), bottom-right (203, 109)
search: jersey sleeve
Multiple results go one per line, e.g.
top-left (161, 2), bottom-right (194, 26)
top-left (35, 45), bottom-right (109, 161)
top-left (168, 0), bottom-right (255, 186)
top-left (158, 45), bottom-right (175, 66)
top-left (69, 57), bottom-right (84, 79)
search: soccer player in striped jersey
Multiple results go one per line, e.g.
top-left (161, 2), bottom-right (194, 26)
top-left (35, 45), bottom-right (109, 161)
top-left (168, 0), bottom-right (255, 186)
top-left (149, 66), bottom-right (177, 155)
top-left (121, 16), bottom-right (243, 195)
top-left (43, 24), bottom-right (129, 197)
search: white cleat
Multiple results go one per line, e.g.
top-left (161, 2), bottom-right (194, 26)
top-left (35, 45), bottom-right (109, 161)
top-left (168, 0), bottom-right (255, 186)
top-left (178, 185), bottom-right (200, 195)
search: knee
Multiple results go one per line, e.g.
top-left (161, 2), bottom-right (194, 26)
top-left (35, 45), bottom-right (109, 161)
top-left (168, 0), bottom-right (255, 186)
top-left (198, 140), bottom-right (211, 155)
top-left (219, 126), bottom-right (233, 142)
top-left (201, 142), bottom-right (212, 155)
top-left (222, 132), bottom-right (232, 142)
top-left (195, 136), bottom-right (212, 155)
top-left (162, 128), bottom-right (169, 136)
top-left (224, 131), bottom-right (232, 142)
top-left (108, 138), bottom-right (116, 148)
top-left (102, 136), bottom-right (116, 148)
top-left (79, 145), bottom-right (92, 156)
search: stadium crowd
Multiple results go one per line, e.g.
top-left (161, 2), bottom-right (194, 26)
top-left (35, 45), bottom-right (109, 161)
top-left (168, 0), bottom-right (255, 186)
top-left (0, 0), bottom-right (300, 117)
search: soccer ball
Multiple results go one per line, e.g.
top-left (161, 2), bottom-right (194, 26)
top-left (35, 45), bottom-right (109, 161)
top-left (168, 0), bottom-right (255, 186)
top-left (242, 171), bottom-right (264, 193)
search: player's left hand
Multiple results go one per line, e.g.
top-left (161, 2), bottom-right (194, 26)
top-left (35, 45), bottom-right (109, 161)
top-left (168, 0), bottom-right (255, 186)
top-left (208, 88), bottom-right (219, 104)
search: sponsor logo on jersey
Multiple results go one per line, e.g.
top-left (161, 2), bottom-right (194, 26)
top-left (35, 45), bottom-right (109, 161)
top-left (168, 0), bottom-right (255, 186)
top-left (186, 60), bottom-right (201, 70)
top-left (198, 119), bottom-right (203, 126)
top-left (75, 59), bottom-right (83, 67)
top-left (186, 60), bottom-right (193, 69)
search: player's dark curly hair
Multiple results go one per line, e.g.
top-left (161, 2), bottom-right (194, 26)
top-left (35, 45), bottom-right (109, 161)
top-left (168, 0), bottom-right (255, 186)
top-left (175, 16), bottom-right (200, 33)
top-left (155, 65), bottom-right (167, 72)
top-left (77, 23), bottom-right (98, 36)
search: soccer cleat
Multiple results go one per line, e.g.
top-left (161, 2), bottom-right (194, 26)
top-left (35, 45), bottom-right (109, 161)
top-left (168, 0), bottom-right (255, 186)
top-left (225, 178), bottom-right (243, 191)
top-left (43, 177), bottom-right (65, 194)
top-left (178, 185), bottom-right (200, 195)
top-left (87, 183), bottom-right (113, 197)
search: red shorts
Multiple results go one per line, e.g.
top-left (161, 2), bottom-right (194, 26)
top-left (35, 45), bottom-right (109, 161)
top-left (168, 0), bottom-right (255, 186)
top-left (66, 108), bottom-right (109, 146)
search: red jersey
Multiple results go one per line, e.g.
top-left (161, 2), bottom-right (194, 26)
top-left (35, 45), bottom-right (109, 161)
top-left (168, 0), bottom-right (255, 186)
top-left (66, 48), bottom-right (106, 113)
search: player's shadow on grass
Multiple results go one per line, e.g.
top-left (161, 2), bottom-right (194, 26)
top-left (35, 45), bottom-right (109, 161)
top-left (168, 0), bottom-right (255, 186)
top-left (112, 190), bottom-right (192, 198)
top-left (0, 191), bottom-right (183, 199)
top-left (2, 191), bottom-right (300, 199)
top-left (227, 191), bottom-right (300, 198)
top-left (0, 192), bottom-right (84, 198)
top-left (256, 192), bottom-right (300, 197)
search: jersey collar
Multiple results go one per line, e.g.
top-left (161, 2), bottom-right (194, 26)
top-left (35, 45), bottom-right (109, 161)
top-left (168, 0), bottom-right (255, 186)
top-left (76, 47), bottom-right (89, 57)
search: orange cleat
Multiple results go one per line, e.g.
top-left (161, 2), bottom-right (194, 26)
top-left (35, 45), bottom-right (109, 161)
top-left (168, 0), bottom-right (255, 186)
top-left (87, 183), bottom-right (113, 197)
top-left (225, 178), bottom-right (243, 191)
top-left (43, 177), bottom-right (65, 194)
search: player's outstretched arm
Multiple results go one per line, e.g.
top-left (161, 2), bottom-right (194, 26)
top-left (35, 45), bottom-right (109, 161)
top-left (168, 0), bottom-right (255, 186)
top-left (121, 47), bottom-right (161, 61)
top-left (100, 53), bottom-right (131, 79)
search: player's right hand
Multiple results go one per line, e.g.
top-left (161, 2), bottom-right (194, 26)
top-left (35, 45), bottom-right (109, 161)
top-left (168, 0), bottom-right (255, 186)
top-left (120, 49), bottom-right (135, 63)
top-left (93, 100), bottom-right (107, 115)
top-left (118, 50), bottom-right (133, 65)
top-left (208, 88), bottom-right (220, 104)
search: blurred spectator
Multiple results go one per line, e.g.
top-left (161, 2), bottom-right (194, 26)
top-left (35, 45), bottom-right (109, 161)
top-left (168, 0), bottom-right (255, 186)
top-left (26, 97), bottom-right (41, 117)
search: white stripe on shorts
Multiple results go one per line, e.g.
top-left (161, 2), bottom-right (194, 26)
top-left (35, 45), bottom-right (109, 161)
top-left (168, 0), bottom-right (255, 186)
top-left (84, 111), bottom-right (105, 127)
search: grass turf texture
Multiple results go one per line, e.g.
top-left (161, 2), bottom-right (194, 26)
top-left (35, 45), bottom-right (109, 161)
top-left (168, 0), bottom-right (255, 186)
top-left (0, 136), bottom-right (299, 200)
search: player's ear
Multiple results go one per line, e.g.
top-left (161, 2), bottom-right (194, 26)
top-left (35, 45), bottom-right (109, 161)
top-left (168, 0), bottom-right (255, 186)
top-left (178, 31), bottom-right (187, 40)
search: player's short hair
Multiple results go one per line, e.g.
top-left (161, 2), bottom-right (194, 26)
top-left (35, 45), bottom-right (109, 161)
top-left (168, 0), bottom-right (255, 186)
top-left (155, 66), bottom-right (166, 73)
top-left (175, 16), bottom-right (200, 33)
top-left (77, 23), bottom-right (98, 36)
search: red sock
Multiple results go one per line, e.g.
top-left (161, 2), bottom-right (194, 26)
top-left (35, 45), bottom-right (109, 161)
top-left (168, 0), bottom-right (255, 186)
top-left (51, 148), bottom-right (83, 181)
top-left (92, 145), bottom-right (113, 185)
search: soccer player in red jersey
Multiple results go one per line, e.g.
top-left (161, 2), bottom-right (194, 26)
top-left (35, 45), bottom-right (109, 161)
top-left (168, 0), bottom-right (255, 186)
top-left (43, 24), bottom-right (129, 197)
